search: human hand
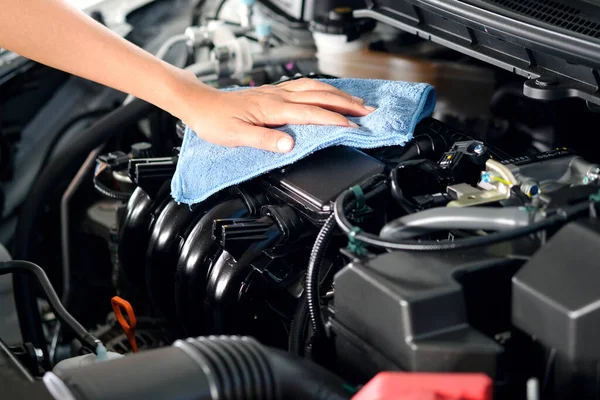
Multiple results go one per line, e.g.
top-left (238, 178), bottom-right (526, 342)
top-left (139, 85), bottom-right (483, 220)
top-left (175, 75), bottom-right (375, 153)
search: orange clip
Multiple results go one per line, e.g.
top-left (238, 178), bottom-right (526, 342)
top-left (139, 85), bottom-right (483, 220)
top-left (111, 296), bottom-right (138, 353)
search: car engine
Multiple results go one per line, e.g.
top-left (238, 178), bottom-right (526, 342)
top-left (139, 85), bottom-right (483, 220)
top-left (3, 0), bottom-right (600, 399)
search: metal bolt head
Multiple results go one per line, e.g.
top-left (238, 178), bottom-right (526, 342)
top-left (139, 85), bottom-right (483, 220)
top-left (473, 144), bottom-right (485, 155)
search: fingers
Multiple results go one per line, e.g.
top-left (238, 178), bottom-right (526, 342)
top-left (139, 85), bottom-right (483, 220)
top-left (279, 78), bottom-right (365, 104)
top-left (264, 103), bottom-right (360, 128)
top-left (284, 90), bottom-right (374, 117)
top-left (235, 125), bottom-right (295, 152)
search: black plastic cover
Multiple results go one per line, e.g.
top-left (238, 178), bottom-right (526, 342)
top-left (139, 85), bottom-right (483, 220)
top-left (332, 250), bottom-right (521, 378)
top-left (512, 218), bottom-right (600, 361)
top-left (263, 146), bottom-right (385, 224)
top-left (355, 0), bottom-right (600, 106)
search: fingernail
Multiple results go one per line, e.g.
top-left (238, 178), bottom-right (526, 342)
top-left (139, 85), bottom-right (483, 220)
top-left (364, 105), bottom-right (376, 112)
top-left (352, 96), bottom-right (365, 104)
top-left (277, 136), bottom-right (294, 152)
top-left (349, 121), bottom-right (360, 128)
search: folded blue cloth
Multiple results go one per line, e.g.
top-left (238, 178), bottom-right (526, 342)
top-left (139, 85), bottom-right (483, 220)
top-left (171, 78), bottom-right (436, 205)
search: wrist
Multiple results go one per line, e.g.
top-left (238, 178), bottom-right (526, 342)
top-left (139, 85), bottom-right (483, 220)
top-left (159, 64), bottom-right (220, 123)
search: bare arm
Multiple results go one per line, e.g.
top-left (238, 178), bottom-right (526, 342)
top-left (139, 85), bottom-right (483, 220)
top-left (0, 0), bottom-right (373, 152)
top-left (0, 0), bottom-right (188, 115)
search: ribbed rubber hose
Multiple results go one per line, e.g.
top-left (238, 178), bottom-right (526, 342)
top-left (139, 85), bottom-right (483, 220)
top-left (306, 214), bottom-right (337, 339)
top-left (50, 336), bottom-right (351, 400)
top-left (92, 174), bottom-right (131, 201)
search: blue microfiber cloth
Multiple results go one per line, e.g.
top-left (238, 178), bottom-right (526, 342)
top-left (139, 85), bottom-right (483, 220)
top-left (171, 78), bottom-right (436, 205)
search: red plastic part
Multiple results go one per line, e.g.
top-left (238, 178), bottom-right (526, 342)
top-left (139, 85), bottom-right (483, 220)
top-left (352, 372), bottom-right (493, 400)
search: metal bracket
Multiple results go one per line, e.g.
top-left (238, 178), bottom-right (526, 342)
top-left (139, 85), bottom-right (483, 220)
top-left (446, 184), bottom-right (508, 207)
top-left (524, 78), bottom-right (600, 110)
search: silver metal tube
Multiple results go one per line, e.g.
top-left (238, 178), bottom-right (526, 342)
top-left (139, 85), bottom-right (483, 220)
top-left (252, 46), bottom-right (315, 67)
top-left (60, 147), bottom-right (104, 306)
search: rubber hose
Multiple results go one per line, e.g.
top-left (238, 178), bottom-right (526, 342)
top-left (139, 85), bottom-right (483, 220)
top-left (288, 292), bottom-right (310, 356)
top-left (0, 261), bottom-right (100, 353)
top-left (41, 109), bottom-right (112, 170)
top-left (334, 187), bottom-right (591, 251)
top-left (49, 336), bottom-right (351, 400)
top-left (379, 206), bottom-right (539, 241)
top-left (306, 213), bottom-right (337, 338)
top-left (12, 98), bottom-right (154, 355)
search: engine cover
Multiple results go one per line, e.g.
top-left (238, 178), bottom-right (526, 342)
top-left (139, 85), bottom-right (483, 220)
top-left (331, 242), bottom-right (538, 390)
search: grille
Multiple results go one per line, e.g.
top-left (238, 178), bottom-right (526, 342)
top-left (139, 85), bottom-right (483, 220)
top-left (489, 0), bottom-right (600, 38)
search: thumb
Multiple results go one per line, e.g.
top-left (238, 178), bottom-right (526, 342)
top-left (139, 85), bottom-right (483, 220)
top-left (238, 125), bottom-right (295, 152)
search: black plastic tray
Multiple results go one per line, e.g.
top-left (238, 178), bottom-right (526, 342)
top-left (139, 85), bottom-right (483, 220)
top-left (355, 0), bottom-right (600, 108)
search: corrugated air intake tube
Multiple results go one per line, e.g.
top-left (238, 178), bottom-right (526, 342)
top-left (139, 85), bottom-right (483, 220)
top-left (46, 336), bottom-right (352, 400)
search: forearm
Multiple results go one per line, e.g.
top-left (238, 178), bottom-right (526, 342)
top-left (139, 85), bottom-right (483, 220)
top-left (0, 0), bottom-right (210, 117)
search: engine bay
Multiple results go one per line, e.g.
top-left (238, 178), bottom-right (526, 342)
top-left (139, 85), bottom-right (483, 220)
top-left (3, 0), bottom-right (600, 399)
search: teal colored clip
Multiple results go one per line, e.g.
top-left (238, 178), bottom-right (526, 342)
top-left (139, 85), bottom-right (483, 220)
top-left (347, 227), bottom-right (366, 256)
top-left (590, 190), bottom-right (600, 203)
top-left (349, 185), bottom-right (366, 211)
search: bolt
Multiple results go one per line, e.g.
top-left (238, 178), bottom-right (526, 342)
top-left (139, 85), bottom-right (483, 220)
top-left (481, 172), bottom-right (491, 183)
top-left (473, 144), bottom-right (485, 155)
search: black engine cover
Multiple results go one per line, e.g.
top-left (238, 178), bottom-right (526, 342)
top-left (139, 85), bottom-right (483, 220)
top-left (331, 246), bottom-right (534, 382)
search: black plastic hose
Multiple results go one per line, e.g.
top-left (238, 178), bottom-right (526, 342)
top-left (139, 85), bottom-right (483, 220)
top-left (288, 293), bottom-right (310, 356)
top-left (306, 213), bottom-right (337, 339)
top-left (50, 336), bottom-right (351, 400)
top-left (334, 186), bottom-right (592, 252)
top-left (0, 261), bottom-right (100, 353)
top-left (13, 98), bottom-right (155, 357)
top-left (40, 109), bottom-right (112, 170)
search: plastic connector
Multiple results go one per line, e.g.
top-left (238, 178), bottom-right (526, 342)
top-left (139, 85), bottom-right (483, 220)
top-left (352, 372), bottom-right (493, 400)
top-left (255, 22), bottom-right (271, 37)
top-left (95, 343), bottom-right (108, 362)
top-left (97, 151), bottom-right (129, 172)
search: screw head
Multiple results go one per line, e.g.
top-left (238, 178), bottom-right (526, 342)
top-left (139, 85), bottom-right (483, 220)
top-left (473, 144), bottom-right (485, 155)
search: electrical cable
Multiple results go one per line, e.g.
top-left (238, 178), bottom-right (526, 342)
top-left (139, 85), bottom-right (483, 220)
top-left (334, 184), bottom-right (592, 252)
top-left (306, 213), bottom-right (337, 339)
top-left (215, 0), bottom-right (228, 19)
top-left (0, 261), bottom-right (101, 353)
top-left (288, 293), bottom-right (310, 356)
